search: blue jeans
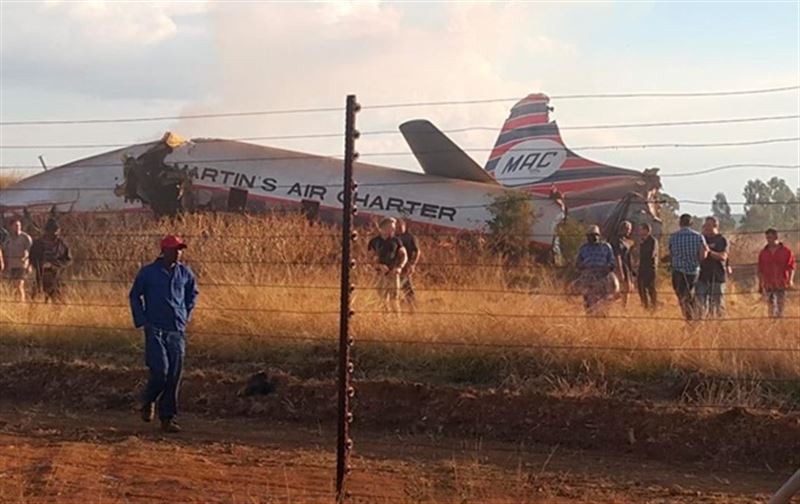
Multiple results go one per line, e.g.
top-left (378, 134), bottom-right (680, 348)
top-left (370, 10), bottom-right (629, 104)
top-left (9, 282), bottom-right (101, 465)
top-left (671, 272), bottom-right (698, 320)
top-left (142, 327), bottom-right (185, 420)
top-left (696, 281), bottom-right (726, 319)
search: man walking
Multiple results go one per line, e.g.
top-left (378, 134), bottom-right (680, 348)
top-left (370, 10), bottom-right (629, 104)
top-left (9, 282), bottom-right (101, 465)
top-left (575, 225), bottom-right (617, 314)
top-left (611, 220), bottom-right (634, 306)
top-left (636, 222), bottom-right (658, 310)
top-left (758, 228), bottom-right (795, 318)
top-left (4, 218), bottom-right (33, 302)
top-left (696, 216), bottom-right (729, 318)
top-left (129, 235), bottom-right (199, 433)
top-left (668, 214), bottom-right (708, 320)
top-left (396, 219), bottom-right (420, 312)
top-left (30, 218), bottom-right (71, 303)
top-left (368, 218), bottom-right (407, 313)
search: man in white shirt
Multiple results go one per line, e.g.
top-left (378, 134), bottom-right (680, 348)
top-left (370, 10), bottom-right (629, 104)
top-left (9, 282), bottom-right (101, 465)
top-left (4, 218), bottom-right (33, 301)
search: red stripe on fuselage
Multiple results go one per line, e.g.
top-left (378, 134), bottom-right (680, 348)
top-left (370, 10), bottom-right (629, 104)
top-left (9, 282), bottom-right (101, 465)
top-left (500, 113), bottom-right (550, 132)
top-left (488, 135), bottom-right (564, 161)
top-left (524, 175), bottom-right (638, 195)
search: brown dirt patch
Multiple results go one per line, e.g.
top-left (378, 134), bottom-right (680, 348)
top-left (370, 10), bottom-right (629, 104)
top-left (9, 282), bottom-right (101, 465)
top-left (0, 406), bottom-right (790, 503)
top-left (1, 358), bottom-right (798, 473)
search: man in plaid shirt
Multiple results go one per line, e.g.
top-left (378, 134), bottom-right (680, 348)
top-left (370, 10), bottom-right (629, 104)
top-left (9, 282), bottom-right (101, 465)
top-left (669, 214), bottom-right (709, 320)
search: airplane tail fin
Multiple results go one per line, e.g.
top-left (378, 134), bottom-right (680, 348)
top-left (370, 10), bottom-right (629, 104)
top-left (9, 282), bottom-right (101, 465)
top-left (483, 93), bottom-right (560, 184)
top-left (483, 93), bottom-right (660, 210)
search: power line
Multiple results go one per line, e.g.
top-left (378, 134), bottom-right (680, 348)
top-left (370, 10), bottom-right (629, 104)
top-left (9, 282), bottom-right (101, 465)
top-left (373, 137), bottom-right (800, 154)
top-left (557, 114), bottom-right (800, 130)
top-left (661, 164), bottom-right (800, 177)
top-left (3, 114), bottom-right (798, 149)
top-left (2, 85), bottom-right (797, 127)
top-left (0, 105), bottom-right (345, 126)
top-left (362, 85), bottom-right (800, 109)
top-left (2, 137), bottom-right (797, 172)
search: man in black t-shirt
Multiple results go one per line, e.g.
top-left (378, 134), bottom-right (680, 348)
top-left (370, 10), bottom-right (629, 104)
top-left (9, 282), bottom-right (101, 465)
top-left (396, 219), bottom-right (420, 312)
top-left (637, 222), bottom-right (658, 310)
top-left (611, 220), bottom-right (634, 306)
top-left (697, 216), bottom-right (729, 318)
top-left (368, 217), bottom-right (407, 313)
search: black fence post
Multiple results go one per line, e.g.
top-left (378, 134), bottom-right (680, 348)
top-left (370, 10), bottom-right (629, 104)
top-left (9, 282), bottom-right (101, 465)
top-left (336, 94), bottom-right (359, 502)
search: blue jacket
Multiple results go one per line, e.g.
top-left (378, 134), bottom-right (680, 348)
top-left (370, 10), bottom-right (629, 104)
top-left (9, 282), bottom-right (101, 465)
top-left (129, 259), bottom-right (199, 332)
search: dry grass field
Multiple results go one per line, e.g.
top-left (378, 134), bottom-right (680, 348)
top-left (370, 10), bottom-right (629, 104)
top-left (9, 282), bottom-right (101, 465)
top-left (1, 211), bottom-right (798, 391)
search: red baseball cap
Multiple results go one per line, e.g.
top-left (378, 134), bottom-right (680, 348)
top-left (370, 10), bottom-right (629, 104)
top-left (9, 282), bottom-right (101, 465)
top-left (160, 235), bottom-right (187, 250)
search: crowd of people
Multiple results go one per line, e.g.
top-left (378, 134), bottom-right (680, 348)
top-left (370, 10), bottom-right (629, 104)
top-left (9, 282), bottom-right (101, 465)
top-left (0, 213), bottom-right (795, 321)
top-left (0, 212), bottom-right (795, 434)
top-left (575, 214), bottom-right (796, 319)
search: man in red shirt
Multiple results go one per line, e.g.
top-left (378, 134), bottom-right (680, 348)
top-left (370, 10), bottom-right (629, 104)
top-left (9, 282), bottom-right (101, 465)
top-left (757, 228), bottom-right (796, 318)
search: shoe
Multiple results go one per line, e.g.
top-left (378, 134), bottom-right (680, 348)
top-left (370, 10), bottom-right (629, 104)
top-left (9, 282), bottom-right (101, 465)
top-left (140, 403), bottom-right (155, 423)
top-left (160, 418), bottom-right (182, 433)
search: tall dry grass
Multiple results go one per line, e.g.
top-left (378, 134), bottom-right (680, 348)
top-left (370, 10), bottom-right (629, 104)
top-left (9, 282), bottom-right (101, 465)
top-left (0, 211), bottom-right (798, 400)
top-left (0, 173), bottom-right (21, 190)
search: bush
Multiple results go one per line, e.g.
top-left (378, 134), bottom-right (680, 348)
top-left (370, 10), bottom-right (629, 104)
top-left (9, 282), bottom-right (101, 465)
top-left (486, 191), bottom-right (536, 262)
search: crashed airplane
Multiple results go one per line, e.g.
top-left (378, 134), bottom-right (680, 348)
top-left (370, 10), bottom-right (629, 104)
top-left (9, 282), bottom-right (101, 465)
top-left (0, 93), bottom-right (662, 249)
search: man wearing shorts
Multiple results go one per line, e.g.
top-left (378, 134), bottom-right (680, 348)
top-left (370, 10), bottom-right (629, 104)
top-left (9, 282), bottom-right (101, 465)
top-left (4, 218), bottom-right (33, 301)
top-left (368, 218), bottom-right (407, 313)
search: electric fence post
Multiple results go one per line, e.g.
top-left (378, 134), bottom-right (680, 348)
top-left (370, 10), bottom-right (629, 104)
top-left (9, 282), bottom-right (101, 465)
top-left (336, 94), bottom-right (359, 502)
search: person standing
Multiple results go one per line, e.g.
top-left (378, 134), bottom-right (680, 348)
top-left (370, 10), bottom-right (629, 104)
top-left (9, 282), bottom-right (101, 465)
top-left (636, 222), bottom-right (658, 310)
top-left (367, 218), bottom-right (407, 313)
top-left (611, 220), bottom-right (634, 306)
top-left (4, 218), bottom-right (33, 302)
top-left (757, 228), bottom-right (796, 318)
top-left (696, 216), bottom-right (729, 319)
top-left (575, 225), bottom-right (617, 314)
top-left (129, 235), bottom-right (199, 433)
top-left (668, 214), bottom-right (708, 320)
top-left (29, 218), bottom-right (71, 303)
top-left (396, 219), bottom-right (421, 312)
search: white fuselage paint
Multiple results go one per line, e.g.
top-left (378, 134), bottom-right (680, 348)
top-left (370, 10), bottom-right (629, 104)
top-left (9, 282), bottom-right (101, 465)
top-left (0, 139), bottom-right (565, 247)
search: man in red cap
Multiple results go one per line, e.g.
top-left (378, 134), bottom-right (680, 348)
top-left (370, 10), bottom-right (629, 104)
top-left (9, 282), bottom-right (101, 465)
top-left (129, 235), bottom-right (199, 433)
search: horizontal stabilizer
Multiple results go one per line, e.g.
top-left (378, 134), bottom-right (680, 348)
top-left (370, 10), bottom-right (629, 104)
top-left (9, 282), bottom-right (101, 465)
top-left (400, 120), bottom-right (498, 184)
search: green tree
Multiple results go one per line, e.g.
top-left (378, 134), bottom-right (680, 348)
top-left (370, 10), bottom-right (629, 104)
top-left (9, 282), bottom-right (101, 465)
top-left (711, 192), bottom-right (737, 231)
top-left (659, 192), bottom-right (681, 235)
top-left (556, 217), bottom-right (585, 267)
top-left (486, 190), bottom-right (536, 261)
top-left (739, 177), bottom-right (799, 231)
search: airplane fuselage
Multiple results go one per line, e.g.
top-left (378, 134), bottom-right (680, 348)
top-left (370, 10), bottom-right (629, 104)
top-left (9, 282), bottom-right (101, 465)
top-left (0, 138), bottom-right (566, 248)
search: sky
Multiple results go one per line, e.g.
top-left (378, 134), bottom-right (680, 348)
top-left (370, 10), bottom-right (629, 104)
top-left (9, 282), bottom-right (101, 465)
top-left (1, 0), bottom-right (798, 214)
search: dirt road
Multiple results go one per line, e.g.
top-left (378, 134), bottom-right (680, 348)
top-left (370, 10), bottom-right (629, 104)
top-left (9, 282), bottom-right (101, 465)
top-left (1, 352), bottom-right (798, 503)
top-left (0, 404), bottom-right (792, 503)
